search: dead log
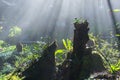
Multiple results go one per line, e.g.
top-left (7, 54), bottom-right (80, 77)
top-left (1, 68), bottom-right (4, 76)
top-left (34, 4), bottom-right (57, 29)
top-left (22, 41), bottom-right (57, 80)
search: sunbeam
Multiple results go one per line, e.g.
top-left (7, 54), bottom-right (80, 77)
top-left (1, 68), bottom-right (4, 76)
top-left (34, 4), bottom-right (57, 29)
top-left (0, 1), bottom-right (120, 79)
top-left (0, 0), bottom-right (120, 41)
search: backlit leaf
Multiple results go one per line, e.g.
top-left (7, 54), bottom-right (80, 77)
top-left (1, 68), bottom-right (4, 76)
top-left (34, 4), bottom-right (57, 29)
top-left (113, 9), bottom-right (120, 12)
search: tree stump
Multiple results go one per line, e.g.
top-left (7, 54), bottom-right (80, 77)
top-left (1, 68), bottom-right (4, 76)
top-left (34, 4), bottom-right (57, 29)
top-left (57, 20), bottom-right (105, 80)
top-left (69, 20), bottom-right (90, 80)
top-left (56, 20), bottom-right (91, 80)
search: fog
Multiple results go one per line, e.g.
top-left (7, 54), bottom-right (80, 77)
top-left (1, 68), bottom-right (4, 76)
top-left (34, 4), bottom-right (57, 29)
top-left (0, 0), bottom-right (120, 41)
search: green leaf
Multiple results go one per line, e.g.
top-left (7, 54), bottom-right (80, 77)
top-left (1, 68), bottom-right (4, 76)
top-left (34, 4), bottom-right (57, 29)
top-left (113, 9), bottom-right (120, 12)
top-left (116, 34), bottom-right (120, 37)
top-left (0, 40), bottom-right (4, 45)
top-left (55, 49), bottom-right (65, 55)
top-left (62, 39), bottom-right (67, 49)
top-left (67, 39), bottom-right (72, 50)
top-left (8, 26), bottom-right (22, 37)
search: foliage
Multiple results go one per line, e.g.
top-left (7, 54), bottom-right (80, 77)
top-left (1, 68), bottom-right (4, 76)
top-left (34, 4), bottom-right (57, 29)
top-left (89, 33), bottom-right (120, 74)
top-left (14, 41), bottom-right (46, 71)
top-left (109, 60), bottom-right (120, 74)
top-left (74, 18), bottom-right (81, 24)
top-left (0, 24), bottom-right (120, 79)
top-left (113, 9), bottom-right (120, 12)
top-left (0, 40), bottom-right (46, 80)
top-left (1, 63), bottom-right (14, 74)
top-left (8, 26), bottom-right (22, 37)
top-left (62, 39), bottom-right (73, 51)
top-left (0, 40), bottom-right (16, 59)
top-left (0, 73), bottom-right (23, 80)
top-left (116, 34), bottom-right (120, 37)
top-left (73, 18), bottom-right (86, 24)
top-left (0, 40), bottom-right (4, 45)
top-left (55, 39), bottom-right (73, 65)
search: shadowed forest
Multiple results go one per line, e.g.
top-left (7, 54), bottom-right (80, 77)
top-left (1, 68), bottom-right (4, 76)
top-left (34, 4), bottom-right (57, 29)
top-left (0, 0), bottom-right (120, 80)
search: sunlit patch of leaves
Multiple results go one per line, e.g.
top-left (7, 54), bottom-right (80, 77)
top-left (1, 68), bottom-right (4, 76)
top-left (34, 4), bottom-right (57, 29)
top-left (113, 9), bottom-right (120, 12)
top-left (8, 26), bottom-right (22, 37)
top-left (0, 40), bottom-right (46, 80)
top-left (0, 73), bottom-right (24, 80)
top-left (89, 33), bottom-right (120, 74)
top-left (73, 18), bottom-right (86, 24)
top-left (109, 60), bottom-right (120, 74)
top-left (55, 39), bottom-right (73, 65)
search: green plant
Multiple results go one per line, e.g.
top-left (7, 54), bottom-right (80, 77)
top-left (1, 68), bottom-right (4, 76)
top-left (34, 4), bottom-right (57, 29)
top-left (0, 41), bottom-right (46, 79)
top-left (8, 26), bottom-right (22, 37)
top-left (89, 33), bottom-right (120, 74)
top-left (116, 34), bottom-right (120, 37)
top-left (14, 41), bottom-right (46, 70)
top-left (74, 18), bottom-right (80, 24)
top-left (0, 73), bottom-right (23, 80)
top-left (109, 60), bottom-right (120, 74)
top-left (0, 40), bottom-right (4, 45)
top-left (55, 39), bottom-right (73, 65)
top-left (62, 39), bottom-right (73, 51)
top-left (113, 9), bottom-right (120, 12)
top-left (0, 43), bottom-right (16, 60)
top-left (73, 18), bottom-right (86, 24)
